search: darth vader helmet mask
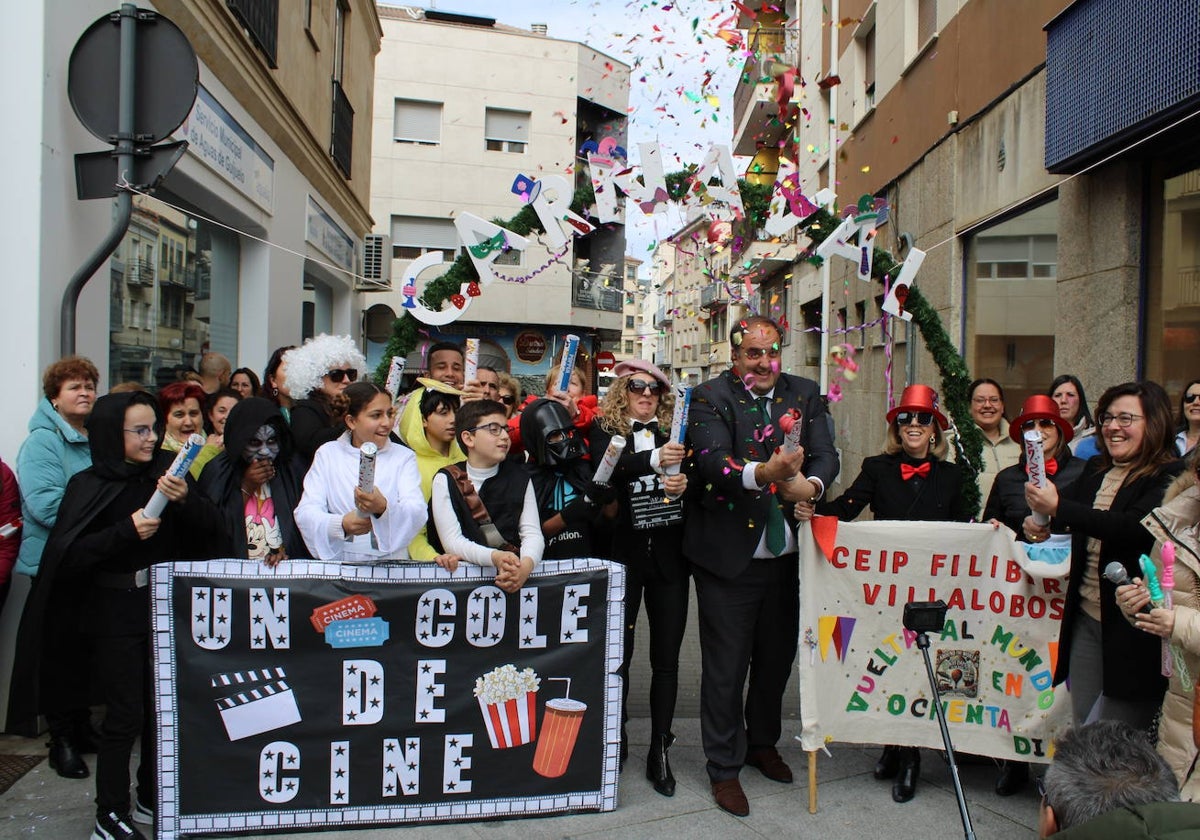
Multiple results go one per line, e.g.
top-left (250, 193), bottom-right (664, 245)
top-left (520, 398), bottom-right (584, 466)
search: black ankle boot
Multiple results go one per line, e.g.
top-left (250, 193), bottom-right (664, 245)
top-left (874, 745), bottom-right (900, 780)
top-left (47, 737), bottom-right (89, 779)
top-left (646, 733), bottom-right (676, 797)
top-left (892, 748), bottom-right (920, 803)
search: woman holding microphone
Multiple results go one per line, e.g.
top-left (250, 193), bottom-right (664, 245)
top-left (796, 384), bottom-right (969, 803)
top-left (590, 359), bottom-right (689, 796)
top-left (1025, 381), bottom-right (1184, 730)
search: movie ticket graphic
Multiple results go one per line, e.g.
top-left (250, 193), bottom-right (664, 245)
top-left (150, 559), bottom-right (623, 839)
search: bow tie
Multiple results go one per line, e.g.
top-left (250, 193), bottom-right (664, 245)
top-left (1032, 458), bottom-right (1058, 477)
top-left (632, 420), bottom-right (658, 433)
top-left (900, 462), bottom-right (931, 481)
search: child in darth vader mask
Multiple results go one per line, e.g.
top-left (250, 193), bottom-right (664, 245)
top-left (521, 398), bottom-right (616, 559)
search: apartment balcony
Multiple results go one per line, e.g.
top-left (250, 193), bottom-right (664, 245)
top-left (655, 303), bottom-right (673, 327)
top-left (700, 281), bottom-right (725, 309)
top-left (654, 346), bottom-right (671, 367)
top-left (734, 227), bottom-right (799, 282)
top-left (126, 258), bottom-right (154, 286)
top-left (731, 26), bottom-right (800, 156)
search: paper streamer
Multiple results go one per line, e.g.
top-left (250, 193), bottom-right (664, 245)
top-left (143, 433), bottom-right (205, 518)
top-left (1023, 430), bottom-right (1050, 526)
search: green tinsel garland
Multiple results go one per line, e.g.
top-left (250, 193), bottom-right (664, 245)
top-left (798, 207), bottom-right (983, 518)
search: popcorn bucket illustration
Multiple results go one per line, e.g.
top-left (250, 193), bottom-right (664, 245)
top-left (532, 678), bottom-right (587, 778)
top-left (474, 665), bottom-right (540, 749)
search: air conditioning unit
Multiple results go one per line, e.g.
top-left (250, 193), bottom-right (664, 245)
top-left (358, 234), bottom-right (392, 291)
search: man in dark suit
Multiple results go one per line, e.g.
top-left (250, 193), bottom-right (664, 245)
top-left (685, 315), bottom-right (839, 816)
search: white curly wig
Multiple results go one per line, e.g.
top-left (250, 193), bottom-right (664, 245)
top-left (282, 334), bottom-right (367, 399)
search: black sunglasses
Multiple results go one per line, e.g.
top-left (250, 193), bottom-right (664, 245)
top-left (627, 378), bottom-right (663, 395)
top-left (1021, 418), bottom-right (1057, 431)
top-left (895, 411), bottom-right (934, 426)
top-left (1186, 393), bottom-right (1200, 404)
top-left (327, 368), bottom-right (359, 383)
top-left (499, 395), bottom-right (516, 406)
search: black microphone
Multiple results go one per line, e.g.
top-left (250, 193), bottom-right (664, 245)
top-left (1102, 561), bottom-right (1151, 614)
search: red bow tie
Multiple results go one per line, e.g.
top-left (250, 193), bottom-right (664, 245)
top-left (1045, 459), bottom-right (1058, 477)
top-left (901, 462), bottom-right (931, 480)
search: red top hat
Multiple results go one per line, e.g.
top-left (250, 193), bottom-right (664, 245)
top-left (1009, 394), bottom-right (1074, 444)
top-left (886, 384), bottom-right (948, 430)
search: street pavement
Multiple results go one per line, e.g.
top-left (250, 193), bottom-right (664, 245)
top-left (0, 716), bottom-right (1040, 839)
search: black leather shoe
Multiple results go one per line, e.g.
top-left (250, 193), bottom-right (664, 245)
top-left (995, 760), bottom-right (1029, 796)
top-left (48, 738), bottom-right (89, 779)
top-left (892, 748), bottom-right (919, 803)
top-left (646, 733), bottom-right (676, 797)
top-left (874, 745), bottom-right (900, 780)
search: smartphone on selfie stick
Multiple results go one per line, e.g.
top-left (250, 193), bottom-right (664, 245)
top-left (904, 600), bottom-right (976, 840)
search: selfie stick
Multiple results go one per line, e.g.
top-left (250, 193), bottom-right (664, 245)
top-left (906, 600), bottom-right (976, 840)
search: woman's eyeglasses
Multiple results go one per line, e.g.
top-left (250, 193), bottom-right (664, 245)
top-left (466, 422), bottom-right (509, 437)
top-left (123, 425), bottom-right (157, 441)
top-left (626, 379), bottom-right (663, 395)
top-left (327, 368), bottom-right (359, 383)
top-left (1098, 412), bottom-right (1143, 428)
top-left (1021, 418), bottom-right (1057, 431)
top-left (499, 395), bottom-right (516, 406)
top-left (895, 411), bottom-right (934, 426)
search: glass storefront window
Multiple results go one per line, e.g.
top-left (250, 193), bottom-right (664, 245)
top-left (108, 195), bottom-right (239, 389)
top-left (966, 198), bottom-right (1059, 411)
top-left (1148, 167), bottom-right (1200, 398)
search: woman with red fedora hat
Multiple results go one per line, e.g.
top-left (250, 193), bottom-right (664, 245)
top-left (796, 383), bottom-right (970, 803)
top-left (981, 394), bottom-right (1086, 796)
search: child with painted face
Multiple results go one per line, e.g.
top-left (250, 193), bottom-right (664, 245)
top-left (295, 382), bottom-right (426, 563)
top-left (521, 398), bottom-right (616, 560)
top-left (198, 397), bottom-right (310, 566)
top-left (430, 399), bottom-right (544, 592)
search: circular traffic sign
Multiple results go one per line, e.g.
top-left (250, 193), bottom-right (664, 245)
top-left (595, 351), bottom-right (617, 371)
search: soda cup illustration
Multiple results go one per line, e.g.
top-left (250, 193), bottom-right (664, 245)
top-left (532, 677), bottom-right (587, 778)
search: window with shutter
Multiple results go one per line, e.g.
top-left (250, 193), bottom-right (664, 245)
top-left (394, 100), bottom-right (442, 145)
top-left (484, 108), bottom-right (531, 153)
top-left (390, 216), bottom-right (459, 262)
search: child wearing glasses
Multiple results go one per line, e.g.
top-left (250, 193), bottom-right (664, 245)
top-left (281, 334), bottom-right (366, 467)
top-left (795, 384), bottom-right (970, 804)
top-left (429, 399), bottom-right (543, 592)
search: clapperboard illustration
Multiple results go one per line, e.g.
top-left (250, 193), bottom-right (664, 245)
top-left (212, 666), bottom-right (302, 741)
top-left (628, 475), bottom-right (683, 530)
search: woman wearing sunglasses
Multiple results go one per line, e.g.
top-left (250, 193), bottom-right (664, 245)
top-left (1174, 379), bottom-right (1200, 457)
top-left (282, 335), bottom-right (367, 467)
top-left (590, 360), bottom-right (689, 796)
top-left (496, 371), bottom-right (523, 419)
top-left (1115, 448), bottom-right (1200, 800)
top-left (1025, 381), bottom-right (1185, 731)
top-left (796, 384), bottom-right (970, 804)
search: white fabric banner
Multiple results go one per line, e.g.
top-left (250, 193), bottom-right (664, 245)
top-left (798, 519), bottom-right (1072, 763)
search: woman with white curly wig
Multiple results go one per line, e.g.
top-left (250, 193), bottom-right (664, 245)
top-left (283, 335), bottom-right (367, 467)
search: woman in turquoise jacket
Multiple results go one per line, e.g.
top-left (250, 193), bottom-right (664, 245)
top-left (11, 356), bottom-right (98, 779)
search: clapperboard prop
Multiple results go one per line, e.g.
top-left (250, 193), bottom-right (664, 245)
top-left (150, 558), bottom-right (624, 839)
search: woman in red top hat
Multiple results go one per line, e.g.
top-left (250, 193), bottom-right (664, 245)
top-left (796, 383), bottom-right (970, 803)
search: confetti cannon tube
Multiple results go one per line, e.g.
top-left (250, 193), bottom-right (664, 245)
top-left (778, 409), bottom-right (804, 454)
top-left (464, 338), bottom-right (480, 385)
top-left (384, 355), bottom-right (406, 397)
top-left (591, 435), bottom-right (625, 486)
top-left (356, 442), bottom-right (378, 518)
top-left (556, 334), bottom-right (580, 393)
top-left (664, 385), bottom-right (691, 499)
top-left (1023, 430), bottom-right (1050, 526)
top-left (143, 433), bottom-right (205, 519)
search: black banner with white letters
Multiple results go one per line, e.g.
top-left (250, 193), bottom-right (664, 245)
top-left (151, 559), bottom-right (623, 839)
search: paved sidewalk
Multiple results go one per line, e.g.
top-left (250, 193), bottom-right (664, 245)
top-left (0, 718), bottom-right (1039, 840)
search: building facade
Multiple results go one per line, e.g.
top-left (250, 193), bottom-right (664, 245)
top-left (368, 6), bottom-right (630, 395)
top-left (3, 0), bottom-right (383, 457)
top-left (730, 0), bottom-right (1200, 491)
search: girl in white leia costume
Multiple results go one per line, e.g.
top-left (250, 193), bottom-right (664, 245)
top-left (296, 381), bottom-right (426, 562)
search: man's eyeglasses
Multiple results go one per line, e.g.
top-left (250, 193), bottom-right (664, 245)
top-left (123, 425), bottom-right (156, 441)
top-left (1098, 412), bottom-right (1143, 428)
top-left (626, 378), bottom-right (663, 395)
top-left (327, 368), bottom-right (359, 383)
top-left (740, 347), bottom-right (781, 361)
top-left (1185, 393), bottom-right (1200, 404)
top-left (895, 411), bottom-right (934, 427)
top-left (466, 422), bottom-right (509, 437)
top-left (499, 394), bottom-right (516, 406)
top-left (1022, 418), bottom-right (1057, 431)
